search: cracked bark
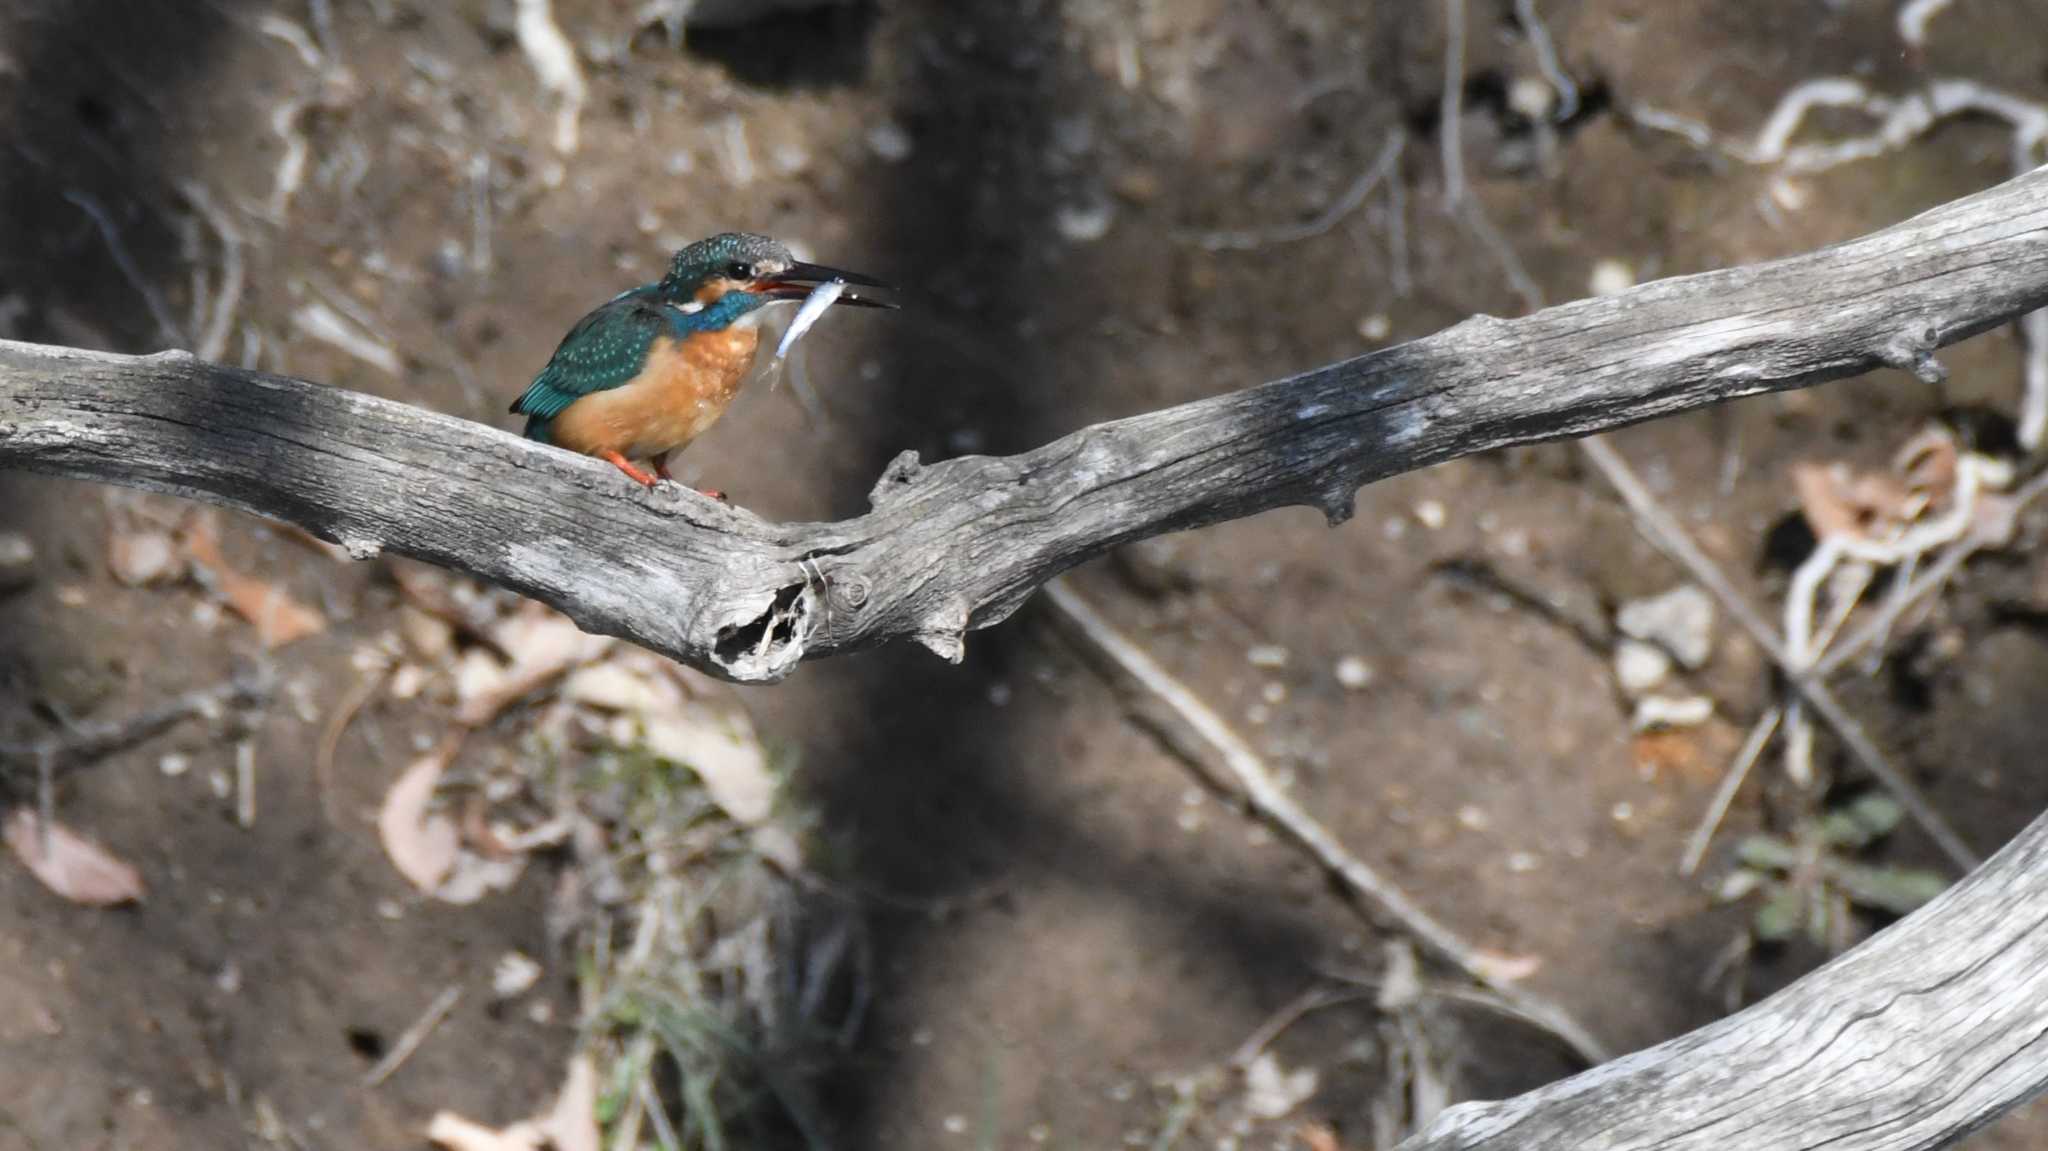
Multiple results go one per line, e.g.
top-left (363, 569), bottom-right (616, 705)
top-left (1400, 804), bottom-right (2048, 1151)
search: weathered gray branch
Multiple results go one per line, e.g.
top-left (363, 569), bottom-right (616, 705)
top-left (3, 168), bottom-right (2048, 686)
top-left (1401, 804), bottom-right (2048, 1151)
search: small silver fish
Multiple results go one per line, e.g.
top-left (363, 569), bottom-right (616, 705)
top-left (773, 278), bottom-right (847, 364)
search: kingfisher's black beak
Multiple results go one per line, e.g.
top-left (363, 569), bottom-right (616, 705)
top-left (760, 262), bottom-right (898, 309)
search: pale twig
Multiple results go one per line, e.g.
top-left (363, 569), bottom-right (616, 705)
top-left (235, 739), bottom-right (256, 829)
top-left (1042, 578), bottom-right (1608, 1066)
top-left (363, 984), bottom-right (462, 1087)
top-left (1751, 79), bottom-right (2048, 174)
top-left (515, 0), bottom-right (587, 154)
top-left (64, 191), bottom-right (185, 347)
top-left (292, 301), bottom-right (399, 374)
top-left (1577, 436), bottom-right (1978, 871)
top-left (468, 153), bottom-right (494, 275)
top-left (1627, 104), bottom-right (1721, 152)
top-left (1680, 705), bottom-right (1783, 876)
top-left (1387, 148), bottom-right (1413, 297)
top-left (2019, 309), bottom-right (2048, 451)
top-left (1513, 0), bottom-right (1578, 121)
top-left (1182, 129), bottom-right (1406, 251)
top-left (1440, 0), bottom-right (1467, 208)
top-left (180, 182), bottom-right (244, 363)
top-left (267, 98), bottom-right (311, 221)
top-left (1897, 0), bottom-right (1960, 49)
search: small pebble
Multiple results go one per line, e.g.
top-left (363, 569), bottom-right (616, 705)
top-left (1334, 655), bottom-right (1374, 689)
top-left (1413, 500), bottom-right (1447, 530)
top-left (1611, 801), bottom-right (1634, 823)
top-left (867, 120), bottom-right (913, 162)
top-left (1055, 199), bottom-right (1115, 243)
top-left (942, 1115), bottom-right (968, 1135)
top-left (1456, 804), bottom-right (1490, 831)
top-left (1246, 644), bottom-right (1289, 669)
top-left (1589, 259), bottom-right (1635, 297)
top-left (1632, 694), bottom-right (1715, 731)
top-left (1613, 639), bottom-right (1672, 695)
top-left (1358, 313), bottom-right (1391, 342)
top-left (388, 664), bottom-right (427, 701)
top-left (1617, 584), bottom-right (1716, 669)
top-left (1770, 176), bottom-right (1810, 212)
top-left (1508, 75), bottom-right (1556, 120)
top-left (1260, 681), bottom-right (1286, 705)
top-left (1506, 851), bottom-right (1539, 873)
top-left (159, 753), bottom-right (191, 778)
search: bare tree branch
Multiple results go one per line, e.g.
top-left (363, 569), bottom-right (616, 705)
top-left (3, 168), bottom-right (2048, 683)
top-left (1400, 804), bottom-right (2048, 1151)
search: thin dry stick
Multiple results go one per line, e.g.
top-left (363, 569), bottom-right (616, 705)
top-left (1578, 436), bottom-right (1978, 871)
top-left (0, 673), bottom-right (270, 776)
top-left (316, 667), bottom-right (387, 823)
top-left (362, 983), bottom-right (462, 1087)
top-left (1513, 0), bottom-right (1578, 121)
top-left (180, 182), bottom-right (244, 364)
top-left (1440, 0), bottom-right (1467, 207)
top-left (1680, 705), bottom-right (1783, 877)
top-left (1183, 129), bottom-right (1407, 251)
top-left (63, 191), bottom-right (185, 347)
top-left (1041, 578), bottom-right (1609, 1066)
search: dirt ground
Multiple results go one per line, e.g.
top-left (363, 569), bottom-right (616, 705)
top-left (6, 1), bottom-right (2048, 1148)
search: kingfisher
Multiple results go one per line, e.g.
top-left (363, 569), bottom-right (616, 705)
top-left (511, 232), bottom-right (894, 493)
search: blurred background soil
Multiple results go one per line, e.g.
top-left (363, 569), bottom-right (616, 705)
top-left (4, 1), bottom-right (2048, 1148)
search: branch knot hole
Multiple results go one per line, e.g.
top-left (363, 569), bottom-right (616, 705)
top-left (710, 577), bottom-right (820, 681)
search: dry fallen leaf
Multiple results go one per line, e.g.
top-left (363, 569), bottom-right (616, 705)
top-left (1296, 1123), bottom-right (1344, 1151)
top-left (426, 1113), bottom-right (546, 1151)
top-left (5, 810), bottom-right (145, 905)
top-left (455, 606), bottom-right (611, 726)
top-left (642, 704), bottom-right (777, 825)
top-left (1792, 462), bottom-right (1911, 543)
top-left (182, 512), bottom-right (326, 648)
top-left (567, 656), bottom-right (780, 825)
top-left (425, 1053), bottom-right (598, 1151)
top-left (542, 1054), bottom-right (600, 1151)
top-left (378, 744), bottom-right (461, 892)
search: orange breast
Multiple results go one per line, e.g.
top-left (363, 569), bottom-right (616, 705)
top-left (548, 328), bottom-right (761, 460)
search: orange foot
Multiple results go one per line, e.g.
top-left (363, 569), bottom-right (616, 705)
top-left (698, 488), bottom-right (728, 502)
top-left (599, 450), bottom-right (659, 488)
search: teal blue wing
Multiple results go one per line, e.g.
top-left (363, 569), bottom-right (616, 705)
top-left (511, 293), bottom-right (672, 442)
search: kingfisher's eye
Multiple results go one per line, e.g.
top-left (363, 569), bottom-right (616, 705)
top-left (726, 261), bottom-right (754, 281)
